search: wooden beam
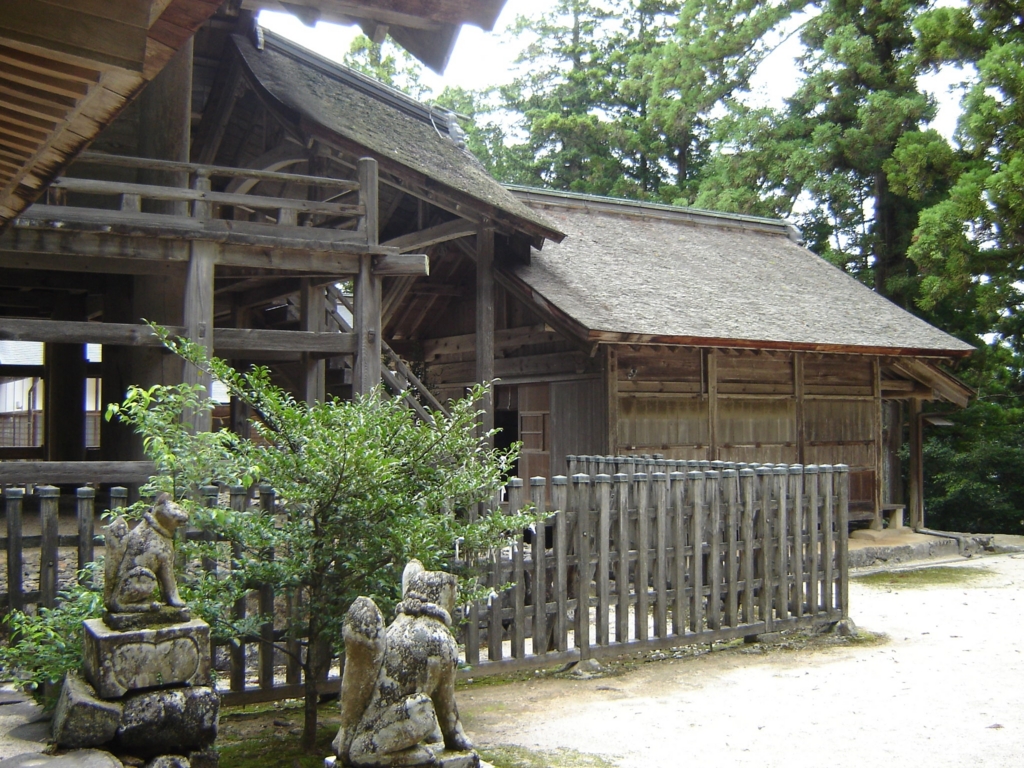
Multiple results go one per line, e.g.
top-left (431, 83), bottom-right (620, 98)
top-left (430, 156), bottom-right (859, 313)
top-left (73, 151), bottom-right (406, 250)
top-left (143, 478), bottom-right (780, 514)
top-left (428, 352), bottom-right (588, 388)
top-left (0, 317), bottom-right (357, 354)
top-left (0, 460), bottom-right (155, 485)
top-left (476, 225), bottom-right (495, 443)
top-left (353, 157), bottom-right (381, 396)
top-left (880, 378), bottom-right (917, 391)
top-left (493, 267), bottom-right (592, 345)
top-left (422, 325), bottom-right (561, 361)
top-left (372, 252), bottom-right (429, 276)
top-left (0, 226), bottom-right (190, 269)
top-left (1, 318), bottom-right (168, 345)
top-left (214, 328), bottom-right (356, 355)
top-left (382, 218), bottom-right (476, 253)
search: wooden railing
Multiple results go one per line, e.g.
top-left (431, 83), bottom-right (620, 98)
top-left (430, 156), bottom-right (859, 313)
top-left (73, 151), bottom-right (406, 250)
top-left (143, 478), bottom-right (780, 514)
top-left (15, 152), bottom-right (373, 251)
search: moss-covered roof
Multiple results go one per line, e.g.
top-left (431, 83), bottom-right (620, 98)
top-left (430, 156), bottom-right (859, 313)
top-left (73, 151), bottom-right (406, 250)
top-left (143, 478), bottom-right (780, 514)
top-left (509, 188), bottom-right (974, 357)
top-left (233, 30), bottom-right (562, 242)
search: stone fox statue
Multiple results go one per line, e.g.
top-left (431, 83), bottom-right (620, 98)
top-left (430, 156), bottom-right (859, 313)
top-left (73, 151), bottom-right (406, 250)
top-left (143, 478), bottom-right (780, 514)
top-left (333, 560), bottom-right (474, 767)
top-left (104, 493), bottom-right (189, 613)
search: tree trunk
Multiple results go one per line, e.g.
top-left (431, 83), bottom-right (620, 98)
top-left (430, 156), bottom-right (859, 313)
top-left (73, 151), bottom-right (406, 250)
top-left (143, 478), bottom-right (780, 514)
top-left (302, 658), bottom-right (318, 751)
top-left (301, 620), bottom-right (321, 751)
top-left (302, 622), bottom-right (334, 752)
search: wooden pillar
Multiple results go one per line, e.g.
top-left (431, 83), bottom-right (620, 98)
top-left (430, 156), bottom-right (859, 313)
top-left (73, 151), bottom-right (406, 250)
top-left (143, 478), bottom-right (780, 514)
top-left (908, 398), bottom-right (924, 529)
top-left (475, 224), bottom-right (495, 445)
top-left (870, 358), bottom-right (884, 530)
top-left (300, 278), bottom-right (326, 404)
top-left (101, 275), bottom-right (138, 460)
top-left (883, 400), bottom-right (904, 505)
top-left (605, 345), bottom-right (618, 455)
top-left (45, 294), bottom-right (87, 461)
top-left (706, 348), bottom-right (718, 461)
top-left (229, 301), bottom-right (252, 439)
top-left (182, 167), bottom-right (215, 433)
top-left (353, 158), bottom-right (380, 397)
top-left (794, 352), bottom-right (805, 464)
top-left (183, 242), bottom-right (215, 433)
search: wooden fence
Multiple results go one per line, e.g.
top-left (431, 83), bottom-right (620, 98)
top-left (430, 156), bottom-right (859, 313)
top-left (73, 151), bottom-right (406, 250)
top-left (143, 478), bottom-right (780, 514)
top-left (464, 462), bottom-right (849, 674)
top-left (1, 461), bottom-right (849, 703)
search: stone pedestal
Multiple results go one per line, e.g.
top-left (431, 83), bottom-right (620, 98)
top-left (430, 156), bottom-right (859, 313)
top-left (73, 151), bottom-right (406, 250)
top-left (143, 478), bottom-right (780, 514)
top-left (82, 618), bottom-right (211, 699)
top-left (57, 617), bottom-right (218, 765)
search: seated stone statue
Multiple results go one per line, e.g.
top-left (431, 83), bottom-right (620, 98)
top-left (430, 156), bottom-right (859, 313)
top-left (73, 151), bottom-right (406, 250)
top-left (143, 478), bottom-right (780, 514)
top-left (333, 560), bottom-right (475, 767)
top-left (104, 492), bottom-right (189, 619)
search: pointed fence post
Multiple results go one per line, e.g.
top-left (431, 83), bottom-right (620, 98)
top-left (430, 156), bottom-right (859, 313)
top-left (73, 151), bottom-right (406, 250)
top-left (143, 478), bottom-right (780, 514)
top-left (530, 476), bottom-right (548, 656)
top-left (39, 486), bottom-right (59, 609)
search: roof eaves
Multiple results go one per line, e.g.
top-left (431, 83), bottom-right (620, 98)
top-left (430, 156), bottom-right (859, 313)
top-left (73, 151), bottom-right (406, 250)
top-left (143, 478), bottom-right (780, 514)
top-left (587, 330), bottom-right (976, 359)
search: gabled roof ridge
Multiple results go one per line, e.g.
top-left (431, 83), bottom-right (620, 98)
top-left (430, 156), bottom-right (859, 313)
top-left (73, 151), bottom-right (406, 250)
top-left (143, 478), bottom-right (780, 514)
top-left (257, 26), bottom-right (456, 134)
top-left (507, 185), bottom-right (804, 242)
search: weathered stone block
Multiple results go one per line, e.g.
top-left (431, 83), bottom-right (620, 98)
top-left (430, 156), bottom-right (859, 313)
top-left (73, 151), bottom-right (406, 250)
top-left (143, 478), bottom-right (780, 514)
top-left (82, 619), bottom-right (211, 699)
top-left (52, 673), bottom-right (123, 749)
top-left (116, 687), bottom-right (219, 758)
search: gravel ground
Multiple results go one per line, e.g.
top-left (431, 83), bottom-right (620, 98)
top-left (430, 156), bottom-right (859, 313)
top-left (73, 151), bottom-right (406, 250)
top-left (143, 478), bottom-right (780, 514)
top-left (460, 552), bottom-right (1024, 768)
top-left (1, 549), bottom-right (1021, 766)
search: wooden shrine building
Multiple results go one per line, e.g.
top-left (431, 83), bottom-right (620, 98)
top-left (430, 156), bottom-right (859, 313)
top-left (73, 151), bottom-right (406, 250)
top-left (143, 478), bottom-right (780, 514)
top-left (408, 189), bottom-right (974, 530)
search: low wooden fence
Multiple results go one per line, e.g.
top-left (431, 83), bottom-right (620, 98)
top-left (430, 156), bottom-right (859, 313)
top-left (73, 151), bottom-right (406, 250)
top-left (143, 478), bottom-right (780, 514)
top-left (465, 462), bottom-right (849, 674)
top-left (1, 461), bottom-right (849, 703)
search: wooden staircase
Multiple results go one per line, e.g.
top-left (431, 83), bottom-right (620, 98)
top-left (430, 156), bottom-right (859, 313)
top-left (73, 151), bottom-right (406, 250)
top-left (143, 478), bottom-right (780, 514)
top-left (324, 284), bottom-right (448, 422)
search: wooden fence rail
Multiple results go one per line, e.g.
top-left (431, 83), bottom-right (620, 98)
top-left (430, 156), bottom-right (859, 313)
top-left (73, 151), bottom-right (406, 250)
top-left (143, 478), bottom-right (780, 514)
top-left (1, 461), bottom-right (849, 702)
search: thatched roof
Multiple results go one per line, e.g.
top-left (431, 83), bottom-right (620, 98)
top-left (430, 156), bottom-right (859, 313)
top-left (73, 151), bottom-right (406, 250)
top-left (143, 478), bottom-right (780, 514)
top-left (233, 30), bottom-right (562, 243)
top-left (507, 188), bottom-right (974, 358)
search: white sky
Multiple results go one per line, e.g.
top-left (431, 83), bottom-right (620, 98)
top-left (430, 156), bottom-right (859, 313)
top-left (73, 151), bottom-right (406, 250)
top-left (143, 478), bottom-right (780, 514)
top-left (259, 1), bottom-right (965, 140)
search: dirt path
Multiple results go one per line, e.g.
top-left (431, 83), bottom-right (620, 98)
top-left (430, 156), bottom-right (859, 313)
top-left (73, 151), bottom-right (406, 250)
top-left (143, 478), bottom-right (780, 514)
top-left (459, 554), bottom-right (1024, 768)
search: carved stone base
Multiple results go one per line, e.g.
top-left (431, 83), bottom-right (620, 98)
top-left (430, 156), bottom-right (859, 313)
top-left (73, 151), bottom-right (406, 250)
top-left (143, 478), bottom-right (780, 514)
top-left (82, 618), bottom-right (211, 699)
top-left (103, 606), bottom-right (191, 631)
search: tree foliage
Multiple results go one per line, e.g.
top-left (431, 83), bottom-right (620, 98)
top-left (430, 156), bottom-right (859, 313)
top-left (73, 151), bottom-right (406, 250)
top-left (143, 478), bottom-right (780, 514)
top-left (103, 332), bottom-right (535, 749)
